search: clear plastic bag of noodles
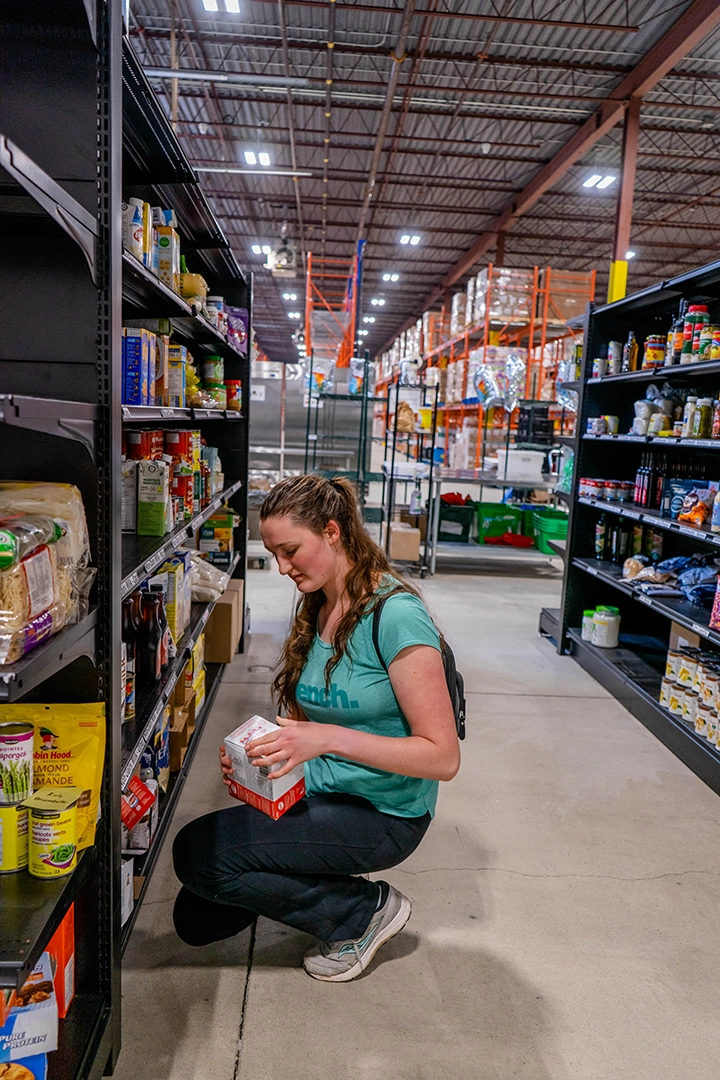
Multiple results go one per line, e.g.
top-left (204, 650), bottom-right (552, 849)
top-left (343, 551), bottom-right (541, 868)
top-left (0, 483), bottom-right (95, 630)
top-left (0, 484), bottom-right (95, 663)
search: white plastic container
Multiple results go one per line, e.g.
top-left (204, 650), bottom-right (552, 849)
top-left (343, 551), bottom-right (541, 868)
top-left (493, 449), bottom-right (546, 483)
top-left (591, 610), bottom-right (620, 648)
top-left (581, 610), bottom-right (595, 641)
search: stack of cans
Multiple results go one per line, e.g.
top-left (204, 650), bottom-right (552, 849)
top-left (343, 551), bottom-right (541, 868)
top-left (660, 648), bottom-right (720, 746)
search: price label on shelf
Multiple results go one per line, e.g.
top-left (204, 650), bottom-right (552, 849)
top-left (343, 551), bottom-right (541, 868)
top-left (692, 622), bottom-right (711, 639)
top-left (160, 408), bottom-right (176, 418)
top-left (199, 607), bottom-right (211, 630)
top-left (585, 564), bottom-right (598, 576)
top-left (638, 594), bottom-right (653, 606)
top-left (144, 549), bottom-right (166, 574)
top-left (623, 509), bottom-right (640, 520)
top-left (679, 526), bottom-right (700, 539)
top-left (172, 530), bottom-right (189, 548)
top-left (122, 570), bottom-right (139, 597)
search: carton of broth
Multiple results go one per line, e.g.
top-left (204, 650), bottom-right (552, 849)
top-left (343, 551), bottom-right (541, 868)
top-left (224, 716), bottom-right (305, 819)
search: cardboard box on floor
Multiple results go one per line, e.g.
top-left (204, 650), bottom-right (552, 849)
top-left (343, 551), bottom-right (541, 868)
top-left (382, 522), bottom-right (421, 562)
top-left (170, 689), bottom-right (196, 771)
top-left (204, 578), bottom-right (244, 663)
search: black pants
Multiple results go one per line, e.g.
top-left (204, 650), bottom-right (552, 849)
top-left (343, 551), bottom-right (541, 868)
top-left (172, 793), bottom-right (431, 946)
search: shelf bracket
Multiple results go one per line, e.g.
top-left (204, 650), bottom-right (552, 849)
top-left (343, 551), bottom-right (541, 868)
top-left (0, 396), bottom-right (98, 463)
top-left (0, 136), bottom-right (98, 282)
top-left (82, 0), bottom-right (98, 47)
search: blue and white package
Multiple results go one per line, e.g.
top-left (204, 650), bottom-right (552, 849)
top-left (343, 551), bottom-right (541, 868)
top-left (0, 953), bottom-right (58, 1062)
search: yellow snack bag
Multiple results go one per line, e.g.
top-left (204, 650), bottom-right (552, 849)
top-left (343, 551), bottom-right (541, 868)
top-left (0, 704), bottom-right (105, 850)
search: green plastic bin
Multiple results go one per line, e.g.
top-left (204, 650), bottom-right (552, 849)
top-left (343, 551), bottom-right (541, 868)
top-left (476, 503), bottom-right (522, 544)
top-left (438, 502), bottom-right (476, 543)
top-left (533, 508), bottom-right (569, 553)
top-left (521, 504), bottom-right (566, 543)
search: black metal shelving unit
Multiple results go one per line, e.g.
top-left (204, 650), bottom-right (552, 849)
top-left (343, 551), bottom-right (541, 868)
top-left (555, 257), bottom-right (720, 797)
top-left (0, 9), bottom-right (251, 1078)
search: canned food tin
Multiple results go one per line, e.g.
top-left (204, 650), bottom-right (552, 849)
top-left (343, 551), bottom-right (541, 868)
top-left (707, 712), bottom-right (718, 744)
top-left (0, 805), bottom-right (28, 873)
top-left (659, 677), bottom-right (672, 708)
top-left (665, 649), bottom-right (682, 681)
top-left (699, 325), bottom-right (719, 361)
top-left (696, 703), bottom-right (714, 738)
top-left (618, 481), bottom-right (635, 502)
top-left (683, 690), bottom-right (698, 725)
top-left (643, 336), bottom-right (666, 369)
top-left (25, 787), bottom-right (81, 879)
top-left (608, 341), bottom-right (623, 374)
top-left (592, 358), bottom-right (607, 378)
top-left (0, 722), bottom-right (34, 805)
top-left (225, 380), bottom-right (242, 412)
top-left (668, 686), bottom-right (684, 716)
top-left (677, 652), bottom-right (698, 687)
top-left (586, 417), bottom-right (607, 435)
top-left (711, 330), bottom-right (720, 362)
top-left (703, 674), bottom-right (719, 706)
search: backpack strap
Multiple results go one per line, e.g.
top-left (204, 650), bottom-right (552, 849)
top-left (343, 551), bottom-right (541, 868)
top-left (371, 594), bottom-right (390, 672)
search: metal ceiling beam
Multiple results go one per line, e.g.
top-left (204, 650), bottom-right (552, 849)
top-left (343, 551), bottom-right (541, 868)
top-left (405, 0), bottom-right (720, 323)
top-left (355, 0), bottom-right (416, 241)
top-left (239, 0), bottom-right (639, 32)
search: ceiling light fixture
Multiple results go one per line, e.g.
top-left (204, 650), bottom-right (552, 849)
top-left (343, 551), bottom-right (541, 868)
top-left (261, 245), bottom-right (272, 255)
top-left (626, 250), bottom-right (636, 259)
top-left (251, 244), bottom-right (262, 254)
top-left (144, 67), bottom-right (310, 90)
top-left (596, 175), bottom-right (616, 189)
top-left (409, 235), bottom-right (420, 245)
top-left (244, 150), bottom-right (257, 165)
top-left (258, 152), bottom-right (271, 167)
top-left (283, 292), bottom-right (298, 300)
top-left (201, 0), bottom-right (218, 9)
top-left (399, 234), bottom-right (410, 245)
top-left (195, 165), bottom-right (312, 177)
top-left (370, 298), bottom-right (385, 306)
top-left (358, 329), bottom-right (369, 336)
top-left (583, 174), bottom-right (603, 188)
top-left (288, 311), bottom-right (301, 319)
top-left (224, 0), bottom-right (240, 11)
top-left (363, 316), bottom-right (376, 324)
top-left (382, 272), bottom-right (399, 282)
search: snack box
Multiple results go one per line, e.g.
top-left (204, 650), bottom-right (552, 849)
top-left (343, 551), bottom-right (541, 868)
top-left (46, 905), bottom-right (75, 1020)
top-left (0, 1055), bottom-right (47, 1079)
top-left (0, 954), bottom-right (58, 1061)
top-left (122, 328), bottom-right (151, 406)
top-left (224, 716), bottom-right (305, 820)
top-left (192, 666), bottom-right (206, 715)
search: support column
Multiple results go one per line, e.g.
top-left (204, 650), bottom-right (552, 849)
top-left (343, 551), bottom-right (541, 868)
top-left (495, 231), bottom-right (506, 267)
top-left (608, 95), bottom-right (641, 302)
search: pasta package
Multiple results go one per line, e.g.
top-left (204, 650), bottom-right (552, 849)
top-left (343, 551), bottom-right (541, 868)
top-left (0, 704), bottom-right (105, 850)
top-left (0, 484), bottom-right (95, 665)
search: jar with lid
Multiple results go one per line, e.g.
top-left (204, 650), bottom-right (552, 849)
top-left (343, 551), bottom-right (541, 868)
top-left (642, 335), bottom-right (666, 369)
top-left (692, 305), bottom-right (710, 355)
top-left (699, 324), bottom-right (718, 361)
top-left (681, 396), bottom-right (698, 438)
top-left (659, 677), bottom-right (673, 708)
top-left (692, 397), bottom-right (713, 438)
top-left (581, 610), bottom-right (596, 641)
top-left (591, 609), bottom-right (621, 648)
top-left (682, 690), bottom-right (698, 726)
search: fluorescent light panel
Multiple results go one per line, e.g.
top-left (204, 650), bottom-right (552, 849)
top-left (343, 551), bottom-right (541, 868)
top-left (258, 152), bottom-right (271, 166)
top-left (596, 175), bottom-right (616, 188)
top-left (244, 150), bottom-right (257, 165)
top-left (626, 250), bottom-right (636, 259)
top-left (583, 174), bottom-right (602, 188)
top-left (202, 0), bottom-right (218, 9)
top-left (225, 0), bottom-right (240, 9)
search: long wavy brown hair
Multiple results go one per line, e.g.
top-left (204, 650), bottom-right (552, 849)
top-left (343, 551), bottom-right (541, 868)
top-left (260, 474), bottom-right (421, 712)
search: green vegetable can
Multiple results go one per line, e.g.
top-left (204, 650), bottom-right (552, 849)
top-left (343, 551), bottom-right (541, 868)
top-left (0, 722), bottom-right (34, 804)
top-left (29, 804), bottom-right (77, 879)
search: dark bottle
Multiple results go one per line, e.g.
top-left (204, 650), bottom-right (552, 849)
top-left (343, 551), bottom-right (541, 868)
top-left (121, 596), bottom-right (140, 721)
top-left (653, 455), bottom-right (667, 510)
top-left (595, 514), bottom-right (607, 559)
top-left (150, 584), bottom-right (170, 670)
top-left (633, 454), bottom-right (644, 504)
top-left (138, 592), bottom-right (162, 684)
top-left (603, 519), bottom-right (616, 561)
top-left (643, 454), bottom-right (656, 508)
top-left (612, 520), bottom-right (631, 563)
top-left (672, 300), bottom-right (688, 365)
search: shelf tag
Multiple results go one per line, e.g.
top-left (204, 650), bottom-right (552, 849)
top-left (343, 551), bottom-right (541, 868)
top-left (121, 407), bottom-right (130, 419)
top-left (586, 564), bottom-right (598, 575)
top-left (160, 408), bottom-right (175, 418)
top-left (637, 593), bottom-right (653, 606)
top-left (199, 607), bottom-right (210, 630)
top-left (623, 509), bottom-right (639, 519)
top-left (172, 531), bottom-right (188, 548)
top-left (680, 526), bottom-right (700, 539)
top-left (692, 622), bottom-right (711, 639)
top-left (144, 550), bottom-right (165, 574)
top-left (122, 570), bottom-right (139, 597)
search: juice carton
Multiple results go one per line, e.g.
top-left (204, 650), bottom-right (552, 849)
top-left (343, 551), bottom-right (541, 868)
top-left (224, 716), bottom-right (305, 819)
top-left (156, 226), bottom-right (181, 291)
top-left (137, 460), bottom-right (170, 536)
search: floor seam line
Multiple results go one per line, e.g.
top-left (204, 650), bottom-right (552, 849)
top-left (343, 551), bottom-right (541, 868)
top-left (395, 866), bottom-right (720, 882)
top-left (233, 918), bottom-right (257, 1080)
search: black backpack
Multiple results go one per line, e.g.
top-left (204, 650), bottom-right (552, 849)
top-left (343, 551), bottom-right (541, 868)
top-left (371, 594), bottom-right (466, 741)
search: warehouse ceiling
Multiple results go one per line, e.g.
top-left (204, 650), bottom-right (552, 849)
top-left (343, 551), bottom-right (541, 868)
top-left (128, 0), bottom-right (720, 362)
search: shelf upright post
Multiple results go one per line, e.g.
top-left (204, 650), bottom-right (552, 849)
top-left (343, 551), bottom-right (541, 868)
top-left (304, 351), bottom-right (314, 474)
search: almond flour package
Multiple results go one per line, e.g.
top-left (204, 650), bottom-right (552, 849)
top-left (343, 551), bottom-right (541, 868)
top-left (0, 704), bottom-right (105, 850)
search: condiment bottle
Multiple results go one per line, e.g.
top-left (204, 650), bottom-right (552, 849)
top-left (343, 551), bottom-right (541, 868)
top-left (693, 397), bottom-right (713, 439)
top-left (682, 396), bottom-right (698, 438)
top-left (150, 584), bottom-right (171, 670)
top-left (138, 592), bottom-right (163, 683)
top-left (622, 330), bottom-right (638, 372)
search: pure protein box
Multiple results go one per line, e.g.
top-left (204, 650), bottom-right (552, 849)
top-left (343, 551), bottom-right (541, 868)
top-left (224, 715), bottom-right (305, 819)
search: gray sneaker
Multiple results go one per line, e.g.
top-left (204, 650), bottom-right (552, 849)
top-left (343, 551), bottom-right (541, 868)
top-left (303, 883), bottom-right (412, 983)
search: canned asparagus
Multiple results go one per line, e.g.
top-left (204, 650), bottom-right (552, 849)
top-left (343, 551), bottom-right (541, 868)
top-left (0, 804), bottom-right (28, 872)
top-left (0, 721), bottom-right (34, 804)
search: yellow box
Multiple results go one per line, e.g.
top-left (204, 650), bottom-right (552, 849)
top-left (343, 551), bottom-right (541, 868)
top-left (161, 558), bottom-right (186, 642)
top-left (192, 668), bottom-right (206, 715)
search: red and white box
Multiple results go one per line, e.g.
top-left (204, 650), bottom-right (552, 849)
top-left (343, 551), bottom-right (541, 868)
top-left (224, 716), bottom-right (305, 820)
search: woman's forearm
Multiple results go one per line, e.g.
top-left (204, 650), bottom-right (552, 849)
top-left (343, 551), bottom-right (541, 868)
top-left (324, 723), bottom-right (459, 782)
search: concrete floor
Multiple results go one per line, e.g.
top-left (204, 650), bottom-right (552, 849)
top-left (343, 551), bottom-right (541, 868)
top-left (112, 563), bottom-right (720, 1080)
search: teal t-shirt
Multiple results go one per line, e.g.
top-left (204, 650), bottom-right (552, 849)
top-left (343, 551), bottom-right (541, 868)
top-left (298, 587), bottom-right (441, 819)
